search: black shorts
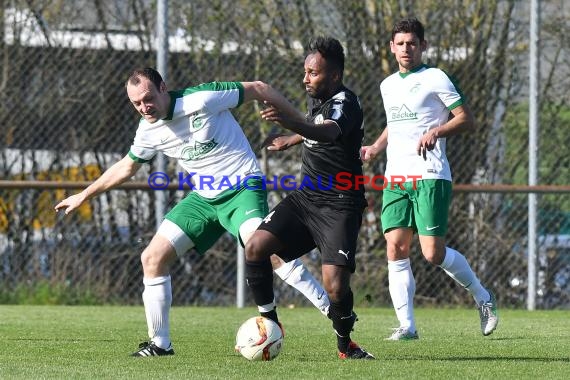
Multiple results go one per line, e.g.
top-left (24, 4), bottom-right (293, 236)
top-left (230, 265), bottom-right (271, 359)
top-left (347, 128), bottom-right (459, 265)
top-left (258, 191), bottom-right (365, 272)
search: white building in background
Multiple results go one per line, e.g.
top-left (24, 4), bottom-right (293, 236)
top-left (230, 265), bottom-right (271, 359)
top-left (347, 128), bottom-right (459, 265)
top-left (3, 6), bottom-right (304, 53)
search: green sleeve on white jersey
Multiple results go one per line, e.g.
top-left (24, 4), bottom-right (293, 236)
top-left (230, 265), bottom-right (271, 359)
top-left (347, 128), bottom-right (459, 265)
top-left (128, 150), bottom-right (151, 164)
top-left (447, 99), bottom-right (463, 111)
top-left (167, 81), bottom-right (244, 119)
top-left (438, 69), bottom-right (465, 110)
top-left (183, 81), bottom-right (244, 107)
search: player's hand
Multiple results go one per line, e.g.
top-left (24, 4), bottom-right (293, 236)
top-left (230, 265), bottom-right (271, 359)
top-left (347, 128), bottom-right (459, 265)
top-left (54, 193), bottom-right (86, 215)
top-left (262, 133), bottom-right (295, 151)
top-left (260, 102), bottom-right (285, 124)
top-left (416, 129), bottom-right (438, 160)
top-left (260, 101), bottom-right (304, 126)
top-left (361, 145), bottom-right (380, 162)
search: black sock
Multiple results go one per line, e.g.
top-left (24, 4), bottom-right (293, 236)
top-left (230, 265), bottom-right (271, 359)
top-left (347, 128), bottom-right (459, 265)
top-left (328, 289), bottom-right (355, 352)
top-left (336, 335), bottom-right (351, 353)
top-left (245, 258), bottom-right (275, 306)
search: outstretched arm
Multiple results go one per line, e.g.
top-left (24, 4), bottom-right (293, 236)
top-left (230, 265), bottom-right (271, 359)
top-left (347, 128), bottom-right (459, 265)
top-left (242, 81), bottom-right (340, 142)
top-left (55, 155), bottom-right (141, 214)
top-left (241, 81), bottom-right (304, 121)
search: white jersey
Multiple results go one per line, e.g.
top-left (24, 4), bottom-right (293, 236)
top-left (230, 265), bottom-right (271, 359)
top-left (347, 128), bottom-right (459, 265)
top-left (128, 82), bottom-right (261, 198)
top-left (381, 64), bottom-right (464, 181)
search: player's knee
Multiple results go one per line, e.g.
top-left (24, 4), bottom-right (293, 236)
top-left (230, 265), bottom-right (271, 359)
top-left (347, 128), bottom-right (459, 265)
top-left (245, 230), bottom-right (279, 262)
top-left (244, 235), bottom-right (265, 261)
top-left (423, 248), bottom-right (444, 265)
top-left (141, 247), bottom-right (171, 272)
top-left (386, 242), bottom-right (410, 261)
top-left (324, 280), bottom-right (350, 302)
top-left (323, 266), bottom-right (351, 302)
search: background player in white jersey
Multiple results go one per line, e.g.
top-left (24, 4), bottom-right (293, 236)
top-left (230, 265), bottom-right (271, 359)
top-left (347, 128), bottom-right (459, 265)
top-left (361, 18), bottom-right (498, 340)
top-left (55, 67), bottom-right (330, 356)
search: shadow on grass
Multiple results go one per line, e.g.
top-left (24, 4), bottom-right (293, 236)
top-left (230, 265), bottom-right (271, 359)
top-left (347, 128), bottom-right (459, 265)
top-left (6, 338), bottom-right (117, 342)
top-left (384, 356), bottom-right (570, 363)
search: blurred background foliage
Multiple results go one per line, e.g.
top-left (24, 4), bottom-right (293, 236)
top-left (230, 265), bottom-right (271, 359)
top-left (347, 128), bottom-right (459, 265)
top-left (1, 0), bottom-right (569, 309)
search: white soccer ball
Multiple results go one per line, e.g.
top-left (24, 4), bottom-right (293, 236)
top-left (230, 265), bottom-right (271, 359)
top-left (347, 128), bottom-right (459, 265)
top-left (235, 316), bottom-right (283, 361)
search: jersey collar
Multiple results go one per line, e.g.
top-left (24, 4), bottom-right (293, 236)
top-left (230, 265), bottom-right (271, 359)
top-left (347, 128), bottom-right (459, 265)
top-left (398, 63), bottom-right (428, 79)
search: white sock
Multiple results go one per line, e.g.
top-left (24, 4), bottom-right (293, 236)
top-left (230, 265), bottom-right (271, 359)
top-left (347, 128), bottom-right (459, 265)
top-left (274, 258), bottom-right (330, 316)
top-left (142, 275), bottom-right (172, 349)
top-left (440, 247), bottom-right (490, 305)
top-left (388, 258), bottom-right (416, 332)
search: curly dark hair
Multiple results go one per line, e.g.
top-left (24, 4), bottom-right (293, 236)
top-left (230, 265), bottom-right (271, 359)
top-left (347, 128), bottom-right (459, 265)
top-left (306, 36), bottom-right (344, 78)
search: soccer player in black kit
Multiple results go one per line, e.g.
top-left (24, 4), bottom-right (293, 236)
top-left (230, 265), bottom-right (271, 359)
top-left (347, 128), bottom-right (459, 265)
top-left (245, 36), bottom-right (375, 359)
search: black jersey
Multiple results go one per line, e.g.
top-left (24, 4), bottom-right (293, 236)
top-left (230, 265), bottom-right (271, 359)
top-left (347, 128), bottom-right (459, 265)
top-left (299, 86), bottom-right (366, 206)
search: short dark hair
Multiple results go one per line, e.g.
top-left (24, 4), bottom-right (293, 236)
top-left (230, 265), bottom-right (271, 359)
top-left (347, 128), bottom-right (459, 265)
top-left (126, 67), bottom-right (164, 89)
top-left (306, 36), bottom-right (345, 77)
top-left (391, 18), bottom-right (425, 42)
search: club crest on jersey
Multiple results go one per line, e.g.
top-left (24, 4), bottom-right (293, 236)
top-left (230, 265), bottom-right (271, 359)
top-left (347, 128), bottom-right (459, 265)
top-left (189, 112), bottom-right (204, 131)
top-left (410, 82), bottom-right (421, 93)
top-left (181, 139), bottom-right (218, 161)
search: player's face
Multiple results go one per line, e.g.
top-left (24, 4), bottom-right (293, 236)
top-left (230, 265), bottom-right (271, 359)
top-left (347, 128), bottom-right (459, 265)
top-left (127, 77), bottom-right (169, 124)
top-left (390, 32), bottom-right (426, 73)
top-left (303, 52), bottom-right (338, 100)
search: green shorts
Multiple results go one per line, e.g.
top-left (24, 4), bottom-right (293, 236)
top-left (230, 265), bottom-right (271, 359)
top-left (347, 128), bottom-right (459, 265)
top-left (380, 179), bottom-right (451, 236)
top-left (165, 178), bottom-right (268, 254)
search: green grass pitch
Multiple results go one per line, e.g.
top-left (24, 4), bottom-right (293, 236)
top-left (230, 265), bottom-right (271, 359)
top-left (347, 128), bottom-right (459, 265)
top-left (0, 305), bottom-right (568, 379)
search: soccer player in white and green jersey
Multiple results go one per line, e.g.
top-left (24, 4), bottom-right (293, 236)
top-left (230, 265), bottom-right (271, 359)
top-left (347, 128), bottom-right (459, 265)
top-left (361, 18), bottom-right (498, 340)
top-left (55, 68), bottom-right (330, 356)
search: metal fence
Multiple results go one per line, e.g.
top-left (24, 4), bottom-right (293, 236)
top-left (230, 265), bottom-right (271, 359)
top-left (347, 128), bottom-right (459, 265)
top-left (1, 0), bottom-right (569, 309)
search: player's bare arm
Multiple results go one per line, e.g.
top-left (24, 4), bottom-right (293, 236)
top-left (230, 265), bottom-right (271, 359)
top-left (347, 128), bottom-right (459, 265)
top-left (242, 81), bottom-right (340, 142)
top-left (262, 133), bottom-right (303, 151)
top-left (416, 104), bottom-right (474, 159)
top-left (55, 155), bottom-right (141, 214)
top-left (361, 128), bottom-right (388, 162)
top-left (242, 80), bottom-right (336, 143)
top-left (241, 81), bottom-right (305, 121)
top-left (261, 104), bottom-right (340, 142)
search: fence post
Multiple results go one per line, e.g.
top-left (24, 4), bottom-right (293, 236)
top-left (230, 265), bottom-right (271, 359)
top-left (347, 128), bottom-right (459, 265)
top-left (527, 0), bottom-right (540, 311)
top-left (154, 0), bottom-right (169, 229)
top-left (237, 241), bottom-right (245, 308)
